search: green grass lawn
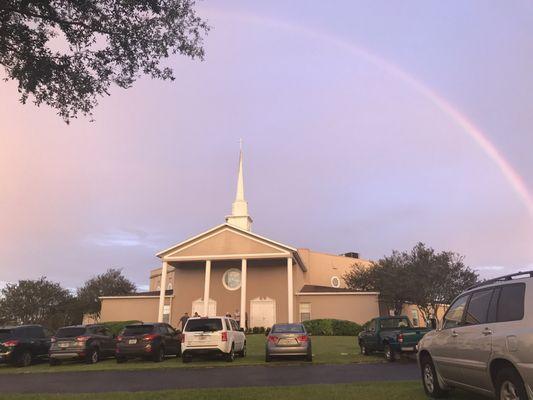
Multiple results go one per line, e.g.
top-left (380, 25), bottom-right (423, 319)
top-left (0, 335), bottom-right (383, 374)
top-left (0, 382), bottom-right (485, 400)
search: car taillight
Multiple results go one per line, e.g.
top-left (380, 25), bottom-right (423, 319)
top-left (221, 332), bottom-right (228, 342)
top-left (142, 334), bottom-right (159, 342)
top-left (268, 336), bottom-right (278, 344)
top-left (76, 336), bottom-right (90, 342)
top-left (50, 337), bottom-right (56, 343)
top-left (116, 335), bottom-right (123, 342)
top-left (3, 340), bottom-right (19, 347)
top-left (297, 335), bottom-right (309, 342)
top-left (397, 334), bottom-right (404, 343)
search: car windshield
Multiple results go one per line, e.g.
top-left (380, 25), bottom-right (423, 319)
top-left (380, 318), bottom-right (411, 330)
top-left (271, 324), bottom-right (305, 333)
top-left (185, 318), bottom-right (223, 332)
top-left (123, 325), bottom-right (154, 335)
top-left (0, 329), bottom-right (12, 341)
top-left (56, 327), bottom-right (87, 338)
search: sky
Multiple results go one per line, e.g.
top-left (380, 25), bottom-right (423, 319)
top-left (1, 1), bottom-right (532, 289)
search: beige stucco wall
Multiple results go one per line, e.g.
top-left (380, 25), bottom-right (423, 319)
top-left (100, 297), bottom-right (166, 324)
top-left (296, 294), bottom-right (380, 325)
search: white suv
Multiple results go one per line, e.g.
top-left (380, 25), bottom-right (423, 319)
top-left (418, 271), bottom-right (533, 400)
top-left (181, 317), bottom-right (246, 363)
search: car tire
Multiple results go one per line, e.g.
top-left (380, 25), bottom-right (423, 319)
top-left (265, 352), bottom-right (272, 363)
top-left (225, 345), bottom-right (235, 362)
top-left (15, 351), bottom-right (32, 367)
top-left (421, 356), bottom-right (448, 398)
top-left (384, 344), bottom-right (395, 362)
top-left (85, 348), bottom-right (99, 364)
top-left (238, 342), bottom-right (247, 358)
top-left (49, 358), bottom-right (62, 366)
top-left (153, 346), bottom-right (165, 362)
top-left (496, 367), bottom-right (528, 400)
top-left (306, 348), bottom-right (313, 362)
top-left (360, 342), bottom-right (370, 356)
top-left (116, 356), bottom-right (127, 364)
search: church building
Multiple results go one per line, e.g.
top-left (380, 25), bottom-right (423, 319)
top-left (99, 151), bottom-right (380, 328)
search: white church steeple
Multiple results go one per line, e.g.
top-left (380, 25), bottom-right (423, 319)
top-left (226, 142), bottom-right (253, 231)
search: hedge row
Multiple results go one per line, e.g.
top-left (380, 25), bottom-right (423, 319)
top-left (101, 320), bottom-right (141, 335)
top-left (303, 319), bottom-right (363, 336)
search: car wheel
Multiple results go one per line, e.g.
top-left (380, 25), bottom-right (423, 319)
top-left (16, 351), bottom-right (32, 367)
top-left (153, 346), bottom-right (165, 362)
top-left (265, 352), bottom-right (272, 363)
top-left (360, 342), bottom-right (370, 356)
top-left (239, 342), bottom-right (247, 358)
top-left (384, 344), bottom-right (395, 362)
top-left (305, 348), bottom-right (313, 362)
top-left (225, 345), bottom-right (235, 362)
top-left (496, 367), bottom-right (528, 400)
top-left (421, 356), bottom-right (448, 398)
top-left (49, 358), bottom-right (61, 366)
top-left (86, 348), bottom-right (99, 364)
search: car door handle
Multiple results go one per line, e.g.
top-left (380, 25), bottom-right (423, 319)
top-left (482, 329), bottom-right (493, 336)
top-left (451, 330), bottom-right (458, 337)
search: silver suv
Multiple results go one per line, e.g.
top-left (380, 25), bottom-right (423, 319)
top-left (418, 271), bottom-right (532, 400)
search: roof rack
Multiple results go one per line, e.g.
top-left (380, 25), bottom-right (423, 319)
top-left (468, 270), bottom-right (533, 290)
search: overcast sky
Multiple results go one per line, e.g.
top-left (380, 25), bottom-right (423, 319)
top-left (1, 1), bottom-right (532, 289)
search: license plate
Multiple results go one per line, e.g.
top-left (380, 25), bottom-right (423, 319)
top-left (128, 339), bottom-right (137, 345)
top-left (59, 343), bottom-right (69, 348)
top-left (279, 339), bottom-right (296, 345)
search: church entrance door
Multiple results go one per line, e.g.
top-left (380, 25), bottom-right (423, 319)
top-left (192, 298), bottom-right (217, 317)
top-left (250, 297), bottom-right (276, 328)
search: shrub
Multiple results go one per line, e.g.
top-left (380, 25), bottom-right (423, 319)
top-left (102, 320), bottom-right (141, 335)
top-left (303, 319), bottom-right (362, 336)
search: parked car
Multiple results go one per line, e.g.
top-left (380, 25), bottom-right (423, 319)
top-left (358, 316), bottom-right (432, 361)
top-left (418, 271), bottom-right (533, 400)
top-left (116, 322), bottom-right (181, 363)
top-left (0, 325), bottom-right (50, 367)
top-left (265, 323), bottom-right (312, 362)
top-left (49, 324), bottom-right (116, 365)
top-left (181, 316), bottom-right (246, 363)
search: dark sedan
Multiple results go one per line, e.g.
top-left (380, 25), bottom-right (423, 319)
top-left (265, 323), bottom-right (312, 362)
top-left (116, 323), bottom-right (181, 363)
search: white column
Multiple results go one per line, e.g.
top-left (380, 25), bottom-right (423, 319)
top-left (287, 257), bottom-right (294, 323)
top-left (203, 260), bottom-right (211, 317)
top-left (240, 259), bottom-right (247, 329)
top-left (157, 261), bottom-right (168, 322)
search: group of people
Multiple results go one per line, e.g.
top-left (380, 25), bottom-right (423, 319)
top-left (178, 310), bottom-right (244, 331)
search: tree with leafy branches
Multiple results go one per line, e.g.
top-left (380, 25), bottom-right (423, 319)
top-left (0, 0), bottom-right (209, 121)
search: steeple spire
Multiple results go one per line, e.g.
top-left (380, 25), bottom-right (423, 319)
top-left (226, 141), bottom-right (253, 231)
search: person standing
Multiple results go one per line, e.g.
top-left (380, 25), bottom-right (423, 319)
top-left (179, 312), bottom-right (189, 331)
top-left (235, 309), bottom-right (241, 326)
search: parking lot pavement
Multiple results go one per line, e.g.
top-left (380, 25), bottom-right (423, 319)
top-left (0, 362), bottom-right (419, 394)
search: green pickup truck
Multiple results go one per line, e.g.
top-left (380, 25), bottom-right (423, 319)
top-left (358, 316), bottom-right (432, 361)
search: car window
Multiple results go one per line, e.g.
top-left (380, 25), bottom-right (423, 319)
top-left (464, 289), bottom-right (493, 325)
top-left (102, 328), bottom-right (111, 336)
top-left (497, 283), bottom-right (525, 322)
top-left (123, 325), bottom-right (154, 336)
top-left (0, 329), bottom-right (13, 341)
top-left (56, 327), bottom-right (87, 338)
top-left (379, 318), bottom-right (411, 330)
top-left (443, 295), bottom-right (469, 329)
top-left (184, 318), bottom-right (223, 332)
top-left (231, 320), bottom-right (240, 331)
top-left (271, 324), bottom-right (305, 333)
top-left (15, 328), bottom-right (29, 338)
top-left (225, 319), bottom-right (232, 331)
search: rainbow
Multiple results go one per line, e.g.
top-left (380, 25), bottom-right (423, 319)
top-left (205, 9), bottom-right (533, 218)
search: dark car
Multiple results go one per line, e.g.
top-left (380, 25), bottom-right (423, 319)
top-left (49, 324), bottom-right (116, 365)
top-left (358, 316), bottom-right (432, 361)
top-left (265, 323), bottom-right (312, 362)
top-left (0, 325), bottom-right (50, 367)
top-left (116, 323), bottom-right (181, 363)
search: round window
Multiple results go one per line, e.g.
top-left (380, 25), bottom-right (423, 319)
top-left (331, 276), bottom-right (341, 288)
top-left (222, 268), bottom-right (241, 291)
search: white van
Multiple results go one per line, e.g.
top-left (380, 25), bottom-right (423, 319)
top-left (181, 317), bottom-right (246, 363)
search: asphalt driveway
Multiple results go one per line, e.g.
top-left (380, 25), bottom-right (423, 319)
top-left (0, 362), bottom-right (419, 394)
